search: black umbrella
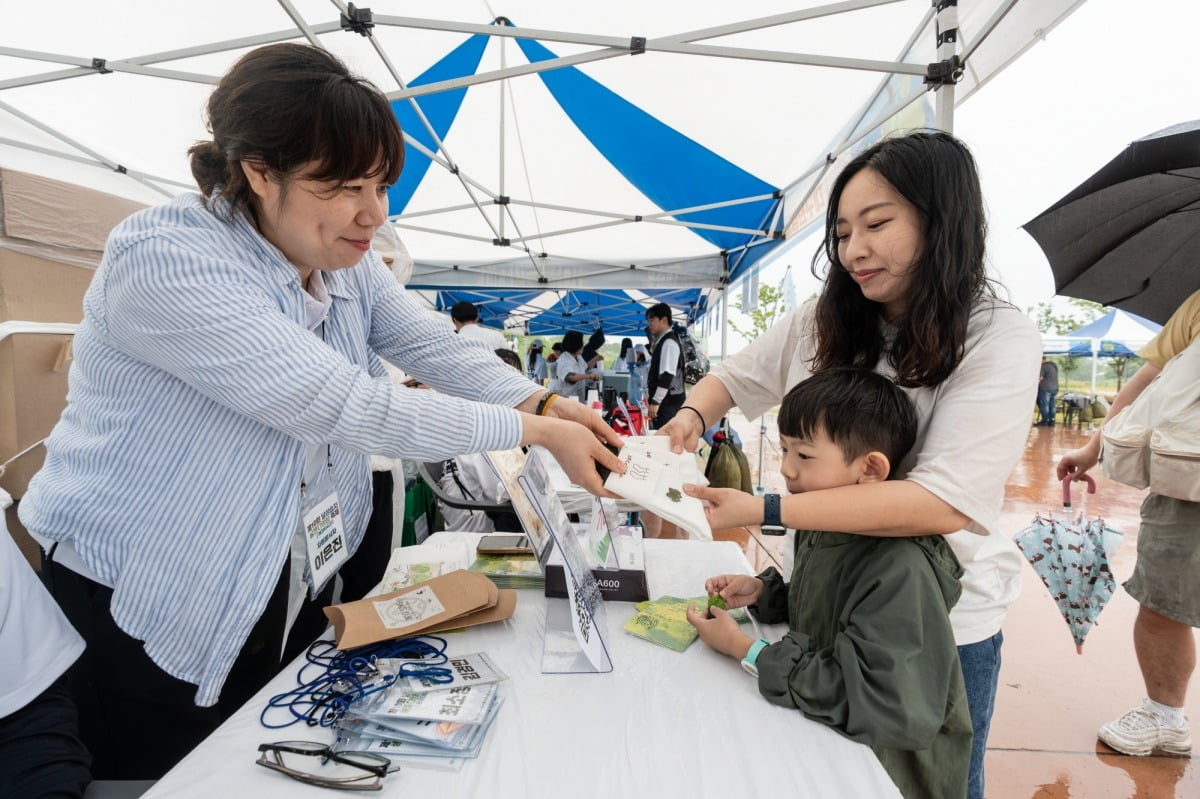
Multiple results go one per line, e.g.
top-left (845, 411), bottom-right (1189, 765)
top-left (1023, 120), bottom-right (1200, 324)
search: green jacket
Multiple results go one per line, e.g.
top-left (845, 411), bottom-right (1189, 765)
top-left (752, 531), bottom-right (972, 799)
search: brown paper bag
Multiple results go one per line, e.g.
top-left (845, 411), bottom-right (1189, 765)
top-left (323, 569), bottom-right (514, 649)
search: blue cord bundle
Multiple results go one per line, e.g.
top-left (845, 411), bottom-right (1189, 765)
top-left (261, 635), bottom-right (453, 729)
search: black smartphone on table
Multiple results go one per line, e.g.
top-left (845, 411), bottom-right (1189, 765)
top-left (476, 533), bottom-right (534, 556)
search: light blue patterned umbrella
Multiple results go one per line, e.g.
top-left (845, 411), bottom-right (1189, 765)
top-left (1013, 475), bottom-right (1125, 653)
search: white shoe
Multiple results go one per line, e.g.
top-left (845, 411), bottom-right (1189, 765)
top-left (1098, 701), bottom-right (1192, 756)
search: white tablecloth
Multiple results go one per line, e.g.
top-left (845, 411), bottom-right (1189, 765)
top-left (144, 538), bottom-right (900, 799)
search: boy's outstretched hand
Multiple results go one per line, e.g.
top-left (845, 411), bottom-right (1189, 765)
top-left (686, 604), bottom-right (753, 660)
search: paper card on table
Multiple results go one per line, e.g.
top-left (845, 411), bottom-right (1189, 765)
top-left (324, 569), bottom-right (503, 649)
top-left (623, 595), bottom-right (702, 652)
top-left (604, 444), bottom-right (712, 540)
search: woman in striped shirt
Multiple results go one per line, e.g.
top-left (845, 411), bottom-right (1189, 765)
top-left (21, 42), bottom-right (622, 780)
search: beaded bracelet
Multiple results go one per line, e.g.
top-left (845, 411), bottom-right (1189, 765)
top-left (679, 405), bottom-right (707, 431)
top-left (536, 391), bottom-right (560, 416)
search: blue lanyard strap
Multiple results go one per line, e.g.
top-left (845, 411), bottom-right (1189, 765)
top-left (260, 635), bottom-right (452, 729)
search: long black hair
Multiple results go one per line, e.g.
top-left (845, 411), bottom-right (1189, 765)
top-left (810, 131), bottom-right (996, 387)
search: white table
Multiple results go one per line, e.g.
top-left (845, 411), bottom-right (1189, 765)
top-left (144, 538), bottom-right (900, 798)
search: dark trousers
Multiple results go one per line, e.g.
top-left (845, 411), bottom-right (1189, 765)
top-left (0, 676), bottom-right (91, 798)
top-left (651, 392), bottom-right (686, 430)
top-left (339, 470), bottom-right (395, 602)
top-left (41, 555), bottom-right (336, 780)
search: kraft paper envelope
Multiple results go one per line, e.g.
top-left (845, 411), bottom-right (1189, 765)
top-left (324, 569), bottom-right (512, 649)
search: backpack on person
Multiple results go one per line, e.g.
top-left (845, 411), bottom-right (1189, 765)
top-left (672, 323), bottom-right (710, 386)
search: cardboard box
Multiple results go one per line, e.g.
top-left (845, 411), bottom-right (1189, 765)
top-left (544, 525), bottom-right (648, 603)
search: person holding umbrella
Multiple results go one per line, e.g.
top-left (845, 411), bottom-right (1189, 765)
top-left (660, 131), bottom-right (1042, 799)
top-left (1057, 289), bottom-right (1200, 757)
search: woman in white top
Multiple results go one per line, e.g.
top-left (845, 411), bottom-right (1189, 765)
top-left (555, 329), bottom-right (599, 402)
top-left (660, 131), bottom-right (1041, 799)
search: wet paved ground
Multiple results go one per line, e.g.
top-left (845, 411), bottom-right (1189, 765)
top-left (697, 412), bottom-right (1199, 798)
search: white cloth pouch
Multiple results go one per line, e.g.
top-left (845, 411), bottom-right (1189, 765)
top-left (1102, 339), bottom-right (1200, 497)
top-left (1149, 419), bottom-right (1200, 501)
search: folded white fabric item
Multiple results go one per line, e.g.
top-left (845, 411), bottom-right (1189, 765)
top-left (605, 440), bottom-right (712, 540)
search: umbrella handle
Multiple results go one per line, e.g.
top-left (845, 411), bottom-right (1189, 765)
top-left (1062, 474), bottom-right (1096, 508)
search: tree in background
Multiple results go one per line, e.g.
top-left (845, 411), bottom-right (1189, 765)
top-left (1029, 297), bottom-right (1105, 334)
top-left (728, 284), bottom-right (788, 342)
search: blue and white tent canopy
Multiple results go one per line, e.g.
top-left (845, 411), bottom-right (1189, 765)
top-left (0, 1), bottom-right (1086, 334)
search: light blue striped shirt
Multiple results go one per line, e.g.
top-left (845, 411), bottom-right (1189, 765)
top-left (20, 194), bottom-right (541, 706)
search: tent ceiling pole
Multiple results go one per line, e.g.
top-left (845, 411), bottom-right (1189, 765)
top-left (959, 0), bottom-right (1020, 64)
top-left (276, 0), bottom-right (322, 47)
top-left (389, 0), bottom-right (912, 101)
top-left (375, 0), bottom-right (904, 56)
top-left (0, 99), bottom-right (175, 198)
top-left (498, 33), bottom-right (507, 243)
top-left (933, 1), bottom-right (960, 133)
top-left (0, 136), bottom-right (192, 191)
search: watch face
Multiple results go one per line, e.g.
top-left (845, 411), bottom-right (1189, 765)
top-left (760, 524), bottom-right (787, 536)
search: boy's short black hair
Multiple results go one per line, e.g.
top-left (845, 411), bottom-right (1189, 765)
top-left (777, 368), bottom-right (917, 476)
top-left (495, 348), bottom-right (522, 371)
top-left (450, 301), bottom-right (480, 323)
top-left (645, 302), bottom-right (672, 322)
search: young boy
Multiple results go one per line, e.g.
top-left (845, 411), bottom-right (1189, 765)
top-left (687, 368), bottom-right (972, 799)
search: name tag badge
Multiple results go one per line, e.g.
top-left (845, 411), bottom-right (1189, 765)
top-left (303, 485), bottom-right (348, 589)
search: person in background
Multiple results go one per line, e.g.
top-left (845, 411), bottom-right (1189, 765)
top-left (495, 347), bottom-right (523, 373)
top-left (1, 491), bottom-right (91, 798)
top-left (546, 341), bottom-right (564, 393)
top-left (582, 328), bottom-right (607, 376)
top-left (526, 340), bottom-right (547, 384)
top-left (450, 300), bottom-right (508, 350)
top-left (19, 42), bottom-right (623, 780)
top-left (1058, 288), bottom-right (1200, 758)
top-left (371, 222), bottom-right (413, 284)
top-left (555, 329), bottom-right (599, 402)
top-left (630, 343), bottom-right (649, 407)
top-left (645, 302), bottom-right (687, 428)
top-left (661, 131), bottom-right (1041, 799)
top-left (687, 369), bottom-right (971, 799)
top-left (1036, 356), bottom-right (1059, 426)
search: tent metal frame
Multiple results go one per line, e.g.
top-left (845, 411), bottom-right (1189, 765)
top-left (0, 0), bottom-right (1084, 334)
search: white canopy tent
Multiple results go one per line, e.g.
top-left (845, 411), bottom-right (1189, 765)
top-left (0, 0), bottom-right (1086, 337)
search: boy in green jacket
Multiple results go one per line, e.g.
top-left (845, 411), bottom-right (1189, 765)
top-left (687, 368), bottom-right (971, 798)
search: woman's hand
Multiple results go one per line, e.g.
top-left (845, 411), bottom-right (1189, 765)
top-left (1057, 434), bottom-right (1102, 481)
top-left (520, 413), bottom-right (624, 496)
top-left (537, 394), bottom-right (624, 450)
top-left (704, 574), bottom-right (764, 609)
top-left (684, 604), bottom-right (753, 659)
top-left (656, 404), bottom-right (707, 453)
top-left (683, 484), bottom-right (764, 531)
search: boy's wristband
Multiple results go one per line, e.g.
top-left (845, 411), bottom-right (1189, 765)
top-left (741, 638), bottom-right (770, 677)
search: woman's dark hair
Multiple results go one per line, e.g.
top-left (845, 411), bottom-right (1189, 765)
top-left (619, 338), bottom-right (633, 360)
top-left (189, 43), bottom-right (405, 219)
top-left (561, 330), bottom-right (584, 353)
top-left (810, 131), bottom-right (995, 387)
top-left (778, 368), bottom-right (916, 475)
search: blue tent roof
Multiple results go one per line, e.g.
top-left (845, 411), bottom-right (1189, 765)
top-left (392, 26), bottom-right (781, 334)
top-left (430, 287), bottom-right (707, 337)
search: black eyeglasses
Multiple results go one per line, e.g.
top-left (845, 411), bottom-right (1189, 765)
top-left (256, 740), bottom-right (393, 791)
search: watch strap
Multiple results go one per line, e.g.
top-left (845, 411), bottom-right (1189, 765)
top-left (741, 638), bottom-right (770, 677)
top-left (761, 493), bottom-right (785, 535)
